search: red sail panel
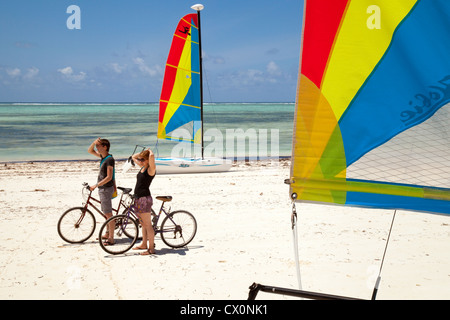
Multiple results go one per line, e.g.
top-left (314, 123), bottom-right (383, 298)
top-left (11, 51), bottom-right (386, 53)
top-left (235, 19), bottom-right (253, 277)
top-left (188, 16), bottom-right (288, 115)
top-left (301, 0), bottom-right (349, 89)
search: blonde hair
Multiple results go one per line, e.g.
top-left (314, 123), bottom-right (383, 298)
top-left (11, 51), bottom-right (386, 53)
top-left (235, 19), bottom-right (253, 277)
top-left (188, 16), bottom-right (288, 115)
top-left (139, 150), bottom-right (150, 161)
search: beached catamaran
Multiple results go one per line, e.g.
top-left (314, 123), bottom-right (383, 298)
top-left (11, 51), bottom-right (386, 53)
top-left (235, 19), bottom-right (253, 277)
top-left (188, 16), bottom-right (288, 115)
top-left (250, 0), bottom-right (450, 300)
top-left (155, 4), bottom-right (231, 173)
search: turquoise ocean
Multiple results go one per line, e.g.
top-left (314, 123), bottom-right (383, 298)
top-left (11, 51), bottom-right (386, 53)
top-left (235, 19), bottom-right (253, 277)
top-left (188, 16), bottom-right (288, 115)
top-left (0, 103), bottom-right (295, 162)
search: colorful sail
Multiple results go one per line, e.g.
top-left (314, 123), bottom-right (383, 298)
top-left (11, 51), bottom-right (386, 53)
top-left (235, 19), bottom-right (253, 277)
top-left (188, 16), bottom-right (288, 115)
top-left (158, 13), bottom-right (201, 144)
top-left (290, 0), bottom-right (450, 215)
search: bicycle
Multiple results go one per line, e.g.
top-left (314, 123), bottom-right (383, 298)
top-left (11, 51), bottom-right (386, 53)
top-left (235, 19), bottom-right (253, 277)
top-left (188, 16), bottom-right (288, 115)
top-left (57, 182), bottom-right (133, 244)
top-left (98, 195), bottom-right (197, 255)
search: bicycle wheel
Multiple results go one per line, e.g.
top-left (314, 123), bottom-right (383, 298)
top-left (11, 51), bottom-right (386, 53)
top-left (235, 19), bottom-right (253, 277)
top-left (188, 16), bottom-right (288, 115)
top-left (160, 210), bottom-right (197, 248)
top-left (99, 214), bottom-right (139, 255)
top-left (57, 207), bottom-right (96, 243)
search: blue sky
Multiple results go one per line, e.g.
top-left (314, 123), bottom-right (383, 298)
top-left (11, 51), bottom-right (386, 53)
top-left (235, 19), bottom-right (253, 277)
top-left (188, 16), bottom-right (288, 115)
top-left (0, 0), bottom-right (304, 102)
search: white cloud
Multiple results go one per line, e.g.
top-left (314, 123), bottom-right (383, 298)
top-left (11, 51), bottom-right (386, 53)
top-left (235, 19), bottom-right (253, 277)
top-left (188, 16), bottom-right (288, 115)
top-left (58, 66), bottom-right (86, 82)
top-left (58, 66), bottom-right (73, 76)
top-left (73, 72), bottom-right (87, 82)
top-left (6, 68), bottom-right (21, 77)
top-left (2, 66), bottom-right (40, 84)
top-left (203, 52), bottom-right (225, 65)
top-left (214, 60), bottom-right (293, 93)
top-left (244, 69), bottom-right (265, 83)
top-left (24, 67), bottom-right (39, 80)
top-left (133, 57), bottom-right (162, 77)
top-left (14, 41), bottom-right (37, 49)
top-left (225, 65), bottom-right (282, 87)
top-left (266, 61), bottom-right (281, 76)
top-left (110, 62), bottom-right (126, 74)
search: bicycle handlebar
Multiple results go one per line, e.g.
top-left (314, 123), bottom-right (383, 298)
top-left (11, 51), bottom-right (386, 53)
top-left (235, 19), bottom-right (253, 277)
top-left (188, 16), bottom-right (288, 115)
top-left (82, 182), bottom-right (168, 201)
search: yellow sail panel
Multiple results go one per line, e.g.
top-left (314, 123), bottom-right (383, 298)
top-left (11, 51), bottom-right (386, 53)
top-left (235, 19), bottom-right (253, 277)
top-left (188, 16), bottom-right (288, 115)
top-left (321, 0), bottom-right (417, 120)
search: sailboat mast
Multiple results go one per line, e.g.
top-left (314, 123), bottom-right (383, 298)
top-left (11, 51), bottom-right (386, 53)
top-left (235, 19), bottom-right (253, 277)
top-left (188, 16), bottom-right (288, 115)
top-left (192, 4), bottom-right (204, 159)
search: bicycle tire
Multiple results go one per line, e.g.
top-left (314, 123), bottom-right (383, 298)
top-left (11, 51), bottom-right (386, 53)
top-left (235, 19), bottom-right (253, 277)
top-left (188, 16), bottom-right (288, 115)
top-left (57, 207), bottom-right (96, 243)
top-left (120, 206), bottom-right (138, 239)
top-left (160, 210), bottom-right (197, 248)
top-left (98, 214), bottom-right (139, 255)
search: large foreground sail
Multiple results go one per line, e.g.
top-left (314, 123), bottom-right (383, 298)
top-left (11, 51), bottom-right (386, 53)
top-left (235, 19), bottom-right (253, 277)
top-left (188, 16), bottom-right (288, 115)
top-left (290, 0), bottom-right (450, 215)
top-left (158, 13), bottom-right (201, 145)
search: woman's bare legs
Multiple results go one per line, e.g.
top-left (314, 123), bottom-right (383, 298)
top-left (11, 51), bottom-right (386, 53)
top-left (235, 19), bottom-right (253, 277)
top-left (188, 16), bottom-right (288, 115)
top-left (134, 212), bottom-right (155, 254)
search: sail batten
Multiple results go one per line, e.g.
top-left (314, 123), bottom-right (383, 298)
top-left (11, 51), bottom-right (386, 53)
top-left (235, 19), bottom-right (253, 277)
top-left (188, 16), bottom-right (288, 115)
top-left (290, 0), bottom-right (450, 215)
top-left (173, 33), bottom-right (199, 44)
top-left (160, 100), bottom-right (201, 109)
top-left (165, 64), bottom-right (200, 74)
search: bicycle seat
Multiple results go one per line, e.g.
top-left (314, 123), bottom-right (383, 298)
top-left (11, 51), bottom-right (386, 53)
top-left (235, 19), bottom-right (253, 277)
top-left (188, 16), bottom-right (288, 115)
top-left (156, 196), bottom-right (172, 202)
top-left (117, 187), bottom-right (132, 194)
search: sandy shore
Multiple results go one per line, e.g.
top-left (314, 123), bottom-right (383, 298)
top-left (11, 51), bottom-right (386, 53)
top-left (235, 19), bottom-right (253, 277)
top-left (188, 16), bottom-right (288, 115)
top-left (0, 159), bottom-right (449, 300)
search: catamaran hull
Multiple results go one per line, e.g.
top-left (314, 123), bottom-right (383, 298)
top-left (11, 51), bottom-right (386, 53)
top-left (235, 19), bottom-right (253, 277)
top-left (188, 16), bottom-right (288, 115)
top-left (155, 158), bottom-right (232, 174)
top-left (122, 157), bottom-right (232, 174)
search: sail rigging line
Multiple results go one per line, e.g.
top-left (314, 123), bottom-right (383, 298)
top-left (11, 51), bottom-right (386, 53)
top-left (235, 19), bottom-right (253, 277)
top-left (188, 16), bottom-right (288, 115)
top-left (154, 139), bottom-right (160, 158)
top-left (371, 209), bottom-right (397, 300)
top-left (291, 199), bottom-right (302, 290)
top-left (202, 61), bottom-right (213, 102)
top-left (201, 60), bottom-right (221, 131)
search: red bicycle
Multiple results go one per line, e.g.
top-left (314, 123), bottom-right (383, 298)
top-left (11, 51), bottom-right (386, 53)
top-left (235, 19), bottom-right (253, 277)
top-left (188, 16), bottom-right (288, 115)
top-left (57, 182), bottom-right (133, 244)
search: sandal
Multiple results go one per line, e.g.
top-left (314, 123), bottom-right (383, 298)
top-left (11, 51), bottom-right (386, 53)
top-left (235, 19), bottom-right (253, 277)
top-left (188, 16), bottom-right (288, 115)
top-left (140, 249), bottom-right (155, 256)
top-left (133, 246), bottom-right (147, 250)
top-left (103, 239), bottom-right (115, 246)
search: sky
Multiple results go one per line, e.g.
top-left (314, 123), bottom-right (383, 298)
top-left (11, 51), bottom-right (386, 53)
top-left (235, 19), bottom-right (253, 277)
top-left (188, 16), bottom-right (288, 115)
top-left (0, 0), bottom-right (304, 103)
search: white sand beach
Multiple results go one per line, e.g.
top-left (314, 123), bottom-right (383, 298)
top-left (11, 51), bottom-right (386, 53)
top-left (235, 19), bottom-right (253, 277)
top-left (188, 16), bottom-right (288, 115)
top-left (0, 159), bottom-right (449, 300)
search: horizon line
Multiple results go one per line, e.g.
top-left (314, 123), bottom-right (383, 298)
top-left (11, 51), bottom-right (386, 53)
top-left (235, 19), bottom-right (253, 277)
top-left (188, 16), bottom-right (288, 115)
top-left (0, 101), bottom-right (295, 105)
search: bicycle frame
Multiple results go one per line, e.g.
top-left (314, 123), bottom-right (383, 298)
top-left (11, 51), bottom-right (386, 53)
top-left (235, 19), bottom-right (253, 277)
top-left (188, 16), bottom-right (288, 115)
top-left (81, 183), bottom-right (131, 221)
top-left (122, 197), bottom-right (174, 235)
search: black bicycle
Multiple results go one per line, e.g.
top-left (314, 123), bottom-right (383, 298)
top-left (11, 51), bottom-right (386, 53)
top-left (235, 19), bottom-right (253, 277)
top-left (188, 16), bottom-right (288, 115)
top-left (98, 195), bottom-right (197, 255)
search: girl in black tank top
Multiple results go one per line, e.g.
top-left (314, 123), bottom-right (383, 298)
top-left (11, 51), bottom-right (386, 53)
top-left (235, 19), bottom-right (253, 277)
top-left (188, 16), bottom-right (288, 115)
top-left (134, 167), bottom-right (155, 198)
top-left (131, 149), bottom-right (156, 255)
